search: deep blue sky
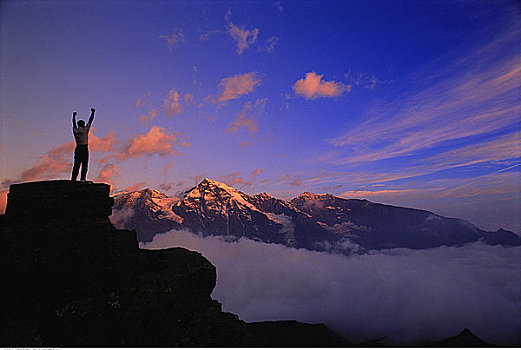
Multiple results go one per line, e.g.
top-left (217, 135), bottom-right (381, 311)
top-left (1, 0), bottom-right (520, 232)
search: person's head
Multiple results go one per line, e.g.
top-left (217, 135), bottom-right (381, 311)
top-left (77, 120), bottom-right (85, 127)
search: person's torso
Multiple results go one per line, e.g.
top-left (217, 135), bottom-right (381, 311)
top-left (73, 125), bottom-right (91, 145)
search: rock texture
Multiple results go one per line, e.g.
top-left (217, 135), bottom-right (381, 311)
top-left (0, 180), bottom-right (261, 347)
top-left (113, 178), bottom-right (521, 251)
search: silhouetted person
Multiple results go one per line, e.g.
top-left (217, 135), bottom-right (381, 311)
top-left (71, 108), bottom-right (95, 182)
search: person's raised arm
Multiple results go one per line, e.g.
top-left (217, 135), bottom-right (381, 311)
top-left (88, 108), bottom-right (95, 126)
top-left (72, 111), bottom-right (77, 128)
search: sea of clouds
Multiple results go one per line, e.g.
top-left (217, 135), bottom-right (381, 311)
top-left (140, 229), bottom-right (521, 345)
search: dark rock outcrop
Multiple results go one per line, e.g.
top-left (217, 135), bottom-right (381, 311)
top-left (0, 180), bottom-right (261, 347)
top-left (429, 328), bottom-right (493, 347)
top-left (246, 320), bottom-right (350, 347)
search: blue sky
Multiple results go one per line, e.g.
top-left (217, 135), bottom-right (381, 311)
top-left (1, 0), bottom-right (520, 232)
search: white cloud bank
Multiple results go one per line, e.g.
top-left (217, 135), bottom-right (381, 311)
top-left (141, 230), bottom-right (521, 345)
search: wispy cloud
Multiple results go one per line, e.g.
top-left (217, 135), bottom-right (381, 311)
top-left (293, 72), bottom-right (350, 100)
top-left (216, 72), bottom-right (261, 103)
top-left (228, 22), bottom-right (259, 54)
top-left (340, 171), bottom-right (520, 204)
top-left (139, 108), bottom-right (159, 124)
top-left (160, 30), bottom-right (185, 51)
top-left (163, 89), bottom-right (183, 116)
top-left (259, 36), bottom-right (279, 54)
top-left (275, 1), bottom-right (284, 13)
top-left (329, 27), bottom-right (521, 164)
top-left (17, 142), bottom-right (75, 182)
top-left (226, 98), bottom-right (267, 135)
top-left (95, 163), bottom-right (118, 183)
top-left (162, 163), bottom-right (174, 176)
top-left (218, 171), bottom-right (251, 187)
top-left (252, 168), bottom-right (263, 178)
top-left (122, 182), bottom-right (147, 192)
top-left (117, 126), bottom-right (188, 160)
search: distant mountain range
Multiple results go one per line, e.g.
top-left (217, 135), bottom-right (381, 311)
top-left (112, 178), bottom-right (520, 252)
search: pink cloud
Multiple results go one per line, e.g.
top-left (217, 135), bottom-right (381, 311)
top-left (260, 36), bottom-right (279, 54)
top-left (217, 72), bottom-right (261, 103)
top-left (117, 126), bottom-right (187, 160)
top-left (219, 172), bottom-right (250, 187)
top-left (226, 99), bottom-right (267, 135)
top-left (228, 22), bottom-right (259, 54)
top-left (290, 175), bottom-right (302, 187)
top-left (184, 93), bottom-right (194, 105)
top-left (252, 168), bottom-right (263, 178)
top-left (122, 182), bottom-right (147, 192)
top-left (95, 164), bottom-right (118, 184)
top-left (162, 163), bottom-right (174, 176)
top-left (19, 142), bottom-right (74, 182)
top-left (90, 131), bottom-right (118, 153)
top-left (163, 90), bottom-right (183, 116)
top-left (160, 31), bottom-right (185, 51)
top-left (293, 72), bottom-right (350, 99)
top-left (139, 108), bottom-right (159, 124)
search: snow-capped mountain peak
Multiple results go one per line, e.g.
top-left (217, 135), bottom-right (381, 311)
top-left (112, 179), bottom-right (521, 250)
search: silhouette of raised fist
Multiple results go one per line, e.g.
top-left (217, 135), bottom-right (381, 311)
top-left (91, 108), bottom-right (96, 113)
top-left (73, 112), bottom-right (77, 116)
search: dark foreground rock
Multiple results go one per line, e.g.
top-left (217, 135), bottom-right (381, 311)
top-left (0, 180), bottom-right (261, 347)
top-left (429, 328), bottom-right (493, 347)
top-left (246, 320), bottom-right (350, 347)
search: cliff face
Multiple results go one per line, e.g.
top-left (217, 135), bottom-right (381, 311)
top-left (0, 180), bottom-right (260, 347)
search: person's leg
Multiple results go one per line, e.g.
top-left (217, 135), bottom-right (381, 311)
top-left (80, 147), bottom-right (89, 181)
top-left (71, 147), bottom-right (81, 181)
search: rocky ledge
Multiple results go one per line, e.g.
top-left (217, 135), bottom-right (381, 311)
top-left (0, 180), bottom-right (261, 347)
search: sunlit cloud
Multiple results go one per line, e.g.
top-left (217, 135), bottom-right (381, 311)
top-left (340, 171), bottom-right (520, 204)
top-left (290, 175), bottom-right (302, 186)
top-left (218, 171), bottom-right (251, 187)
top-left (216, 72), bottom-right (261, 103)
top-left (329, 28), bottom-right (521, 164)
top-left (135, 92), bottom-right (152, 108)
top-left (199, 29), bottom-right (223, 41)
top-left (122, 182), bottom-right (147, 192)
top-left (160, 30), bottom-right (185, 51)
top-left (18, 142), bottom-right (74, 182)
top-left (240, 140), bottom-right (251, 148)
top-left (252, 168), bottom-right (263, 178)
top-left (90, 131), bottom-right (119, 153)
top-left (293, 72), bottom-right (351, 99)
top-left (117, 126), bottom-right (187, 160)
top-left (162, 163), bottom-right (174, 176)
top-left (95, 163), bottom-right (118, 183)
top-left (139, 108), bottom-right (159, 124)
top-left (228, 22), bottom-right (259, 54)
top-left (423, 131), bottom-right (521, 172)
top-left (226, 98), bottom-right (267, 135)
top-left (259, 36), bottom-right (279, 54)
top-left (163, 89), bottom-right (183, 116)
top-left (184, 93), bottom-right (194, 105)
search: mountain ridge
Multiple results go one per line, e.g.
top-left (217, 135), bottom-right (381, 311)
top-left (112, 178), bottom-right (520, 251)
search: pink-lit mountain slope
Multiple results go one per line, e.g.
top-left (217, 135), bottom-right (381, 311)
top-left (112, 178), bottom-right (520, 252)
